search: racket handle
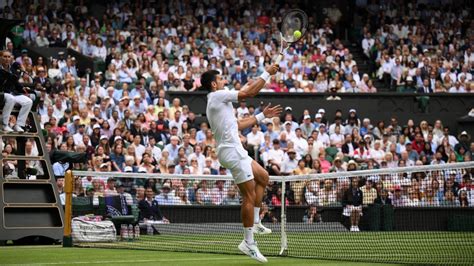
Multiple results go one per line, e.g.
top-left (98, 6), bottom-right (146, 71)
top-left (275, 53), bottom-right (284, 64)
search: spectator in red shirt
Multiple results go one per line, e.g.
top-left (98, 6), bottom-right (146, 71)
top-left (411, 133), bottom-right (425, 155)
top-left (271, 187), bottom-right (289, 206)
top-left (273, 80), bottom-right (289, 93)
top-left (257, 11), bottom-right (270, 26)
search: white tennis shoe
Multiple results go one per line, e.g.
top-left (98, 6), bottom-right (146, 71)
top-left (3, 125), bottom-right (13, 132)
top-left (253, 222), bottom-right (272, 235)
top-left (238, 240), bottom-right (268, 263)
top-left (350, 226), bottom-right (360, 232)
top-left (13, 125), bottom-right (24, 133)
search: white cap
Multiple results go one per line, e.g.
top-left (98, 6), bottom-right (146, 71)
top-left (73, 115), bottom-right (80, 121)
top-left (100, 163), bottom-right (108, 168)
top-left (304, 115), bottom-right (311, 120)
top-left (348, 160), bottom-right (357, 166)
top-left (284, 121), bottom-right (292, 126)
top-left (318, 108), bottom-right (325, 113)
top-left (138, 167), bottom-right (147, 173)
top-left (285, 106), bottom-right (292, 111)
top-left (349, 109), bottom-right (356, 113)
top-left (93, 124), bottom-right (101, 129)
top-left (114, 136), bottom-right (122, 142)
top-left (100, 135), bottom-right (108, 140)
top-left (315, 113), bottom-right (322, 119)
top-left (124, 166), bottom-right (133, 172)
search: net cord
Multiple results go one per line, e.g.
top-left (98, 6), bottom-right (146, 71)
top-left (285, 161), bottom-right (474, 182)
top-left (73, 161), bottom-right (474, 182)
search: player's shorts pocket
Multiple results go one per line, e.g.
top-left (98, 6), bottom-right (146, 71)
top-left (218, 148), bottom-right (242, 170)
top-left (235, 147), bottom-right (248, 159)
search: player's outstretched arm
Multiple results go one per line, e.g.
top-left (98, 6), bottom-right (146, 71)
top-left (238, 64), bottom-right (279, 101)
top-left (237, 103), bottom-right (282, 130)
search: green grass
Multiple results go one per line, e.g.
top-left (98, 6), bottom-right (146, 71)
top-left (71, 231), bottom-right (474, 265)
top-left (0, 246), bottom-right (397, 266)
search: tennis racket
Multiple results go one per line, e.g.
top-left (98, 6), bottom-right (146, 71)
top-left (275, 9), bottom-right (309, 64)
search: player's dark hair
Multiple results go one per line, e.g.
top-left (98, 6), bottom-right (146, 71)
top-left (200, 70), bottom-right (219, 92)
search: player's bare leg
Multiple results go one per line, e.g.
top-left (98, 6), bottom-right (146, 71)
top-left (237, 179), bottom-right (256, 229)
top-left (252, 160), bottom-right (272, 234)
top-left (237, 179), bottom-right (267, 263)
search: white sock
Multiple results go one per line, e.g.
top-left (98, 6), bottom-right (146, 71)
top-left (254, 207), bottom-right (261, 224)
top-left (244, 227), bottom-right (254, 244)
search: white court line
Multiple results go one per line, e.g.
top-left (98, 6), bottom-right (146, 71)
top-left (2, 257), bottom-right (270, 265)
top-left (0, 246), bottom-right (62, 249)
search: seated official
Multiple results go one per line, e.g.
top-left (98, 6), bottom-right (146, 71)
top-left (138, 187), bottom-right (169, 223)
top-left (374, 189), bottom-right (392, 205)
top-left (303, 204), bottom-right (322, 223)
top-left (1, 50), bottom-right (33, 132)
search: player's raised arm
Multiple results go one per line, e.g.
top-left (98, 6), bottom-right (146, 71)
top-left (237, 64), bottom-right (279, 101)
top-left (237, 103), bottom-right (282, 130)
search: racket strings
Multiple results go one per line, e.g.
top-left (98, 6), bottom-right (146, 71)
top-left (280, 9), bottom-right (308, 43)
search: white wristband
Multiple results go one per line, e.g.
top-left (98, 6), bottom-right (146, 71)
top-left (259, 71), bottom-right (271, 83)
top-left (256, 112), bottom-right (265, 123)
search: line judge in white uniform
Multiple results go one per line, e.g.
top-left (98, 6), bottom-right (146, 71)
top-left (202, 64), bottom-right (280, 263)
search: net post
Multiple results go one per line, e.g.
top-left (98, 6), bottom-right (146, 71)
top-left (63, 170), bottom-right (73, 247)
top-left (279, 175), bottom-right (288, 256)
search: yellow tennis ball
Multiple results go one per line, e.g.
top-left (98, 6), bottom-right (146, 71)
top-left (293, 30), bottom-right (302, 39)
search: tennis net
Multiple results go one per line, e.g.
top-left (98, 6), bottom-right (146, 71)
top-left (67, 161), bottom-right (474, 265)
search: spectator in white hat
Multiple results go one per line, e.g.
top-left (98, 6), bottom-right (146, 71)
top-left (317, 108), bottom-right (328, 125)
top-left (300, 115), bottom-right (315, 138)
top-left (313, 113), bottom-right (323, 129)
top-left (282, 121), bottom-right (297, 141)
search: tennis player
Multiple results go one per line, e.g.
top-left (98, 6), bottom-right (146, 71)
top-left (202, 65), bottom-right (280, 263)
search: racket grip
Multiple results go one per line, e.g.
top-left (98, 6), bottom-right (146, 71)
top-left (275, 53), bottom-right (283, 64)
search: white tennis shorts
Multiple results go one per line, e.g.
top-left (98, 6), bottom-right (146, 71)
top-left (217, 146), bottom-right (254, 184)
top-left (343, 205), bottom-right (363, 217)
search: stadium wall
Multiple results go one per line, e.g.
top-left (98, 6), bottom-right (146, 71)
top-left (168, 91), bottom-right (474, 134)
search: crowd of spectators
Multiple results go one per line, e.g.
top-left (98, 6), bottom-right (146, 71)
top-left (1, 0), bottom-right (380, 93)
top-left (359, 0), bottom-right (473, 92)
top-left (0, 1), bottom-right (473, 214)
